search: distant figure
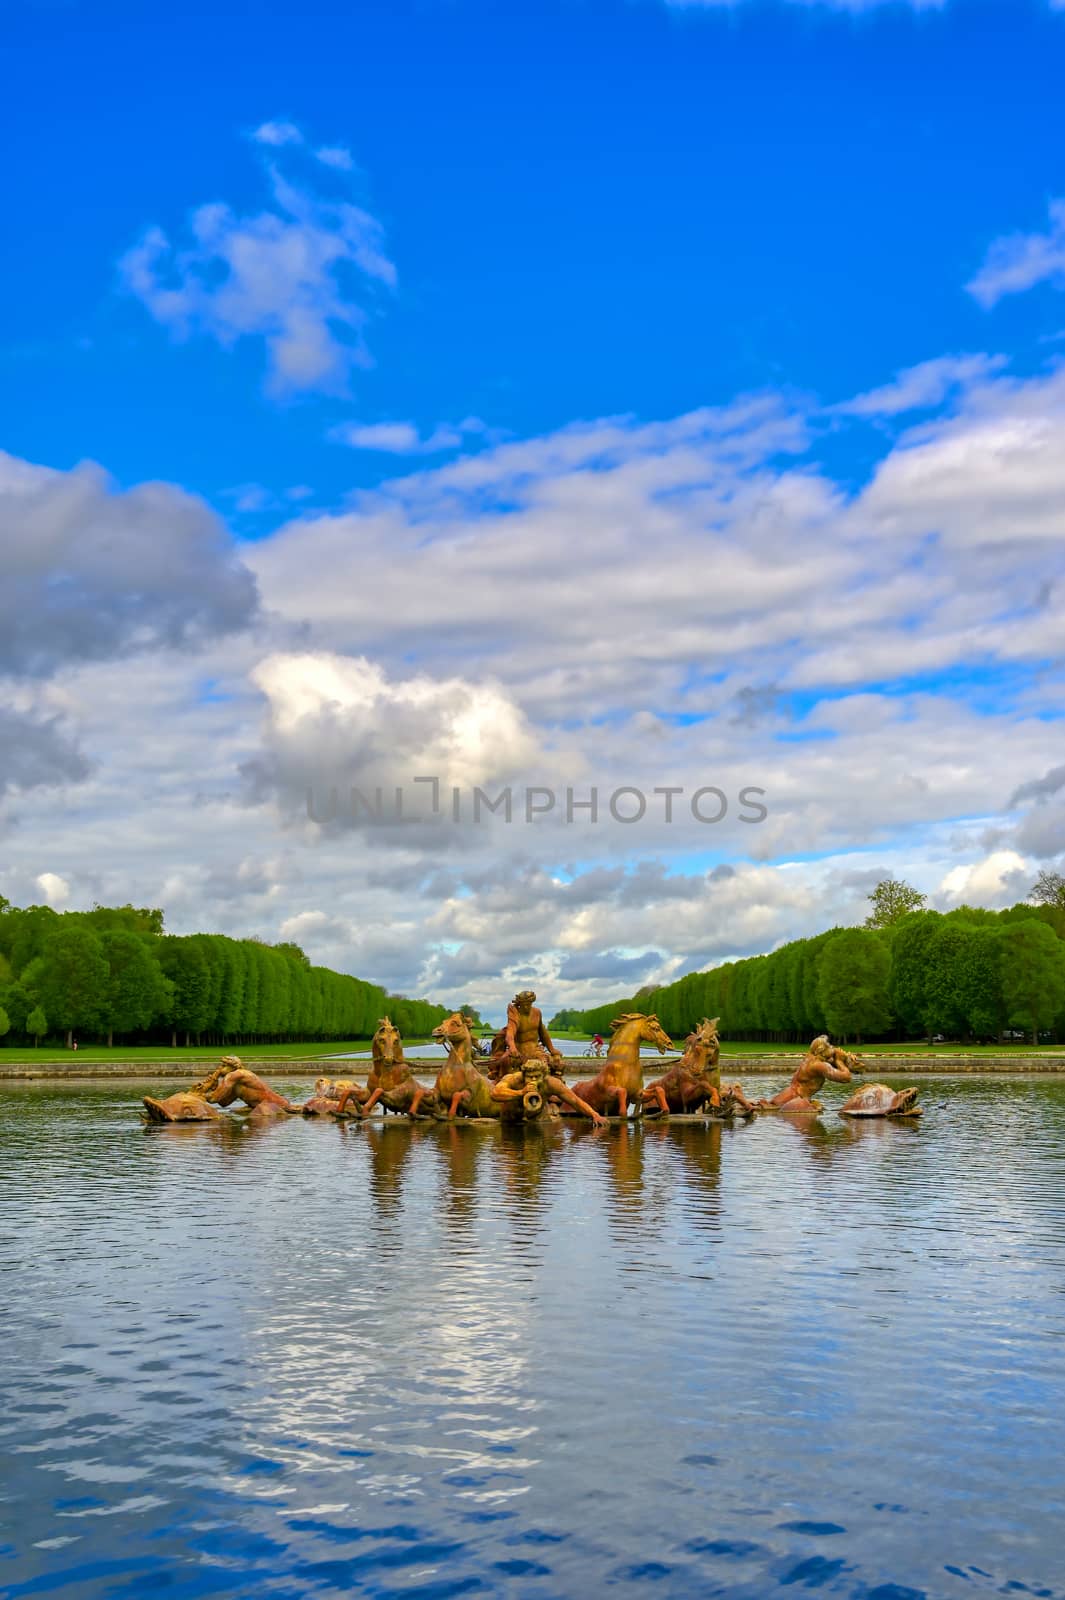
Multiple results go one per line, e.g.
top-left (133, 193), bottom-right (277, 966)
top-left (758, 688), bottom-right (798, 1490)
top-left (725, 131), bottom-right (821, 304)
top-left (72, 1039), bottom-right (78, 1053)
top-left (592, 1034), bottom-right (604, 1057)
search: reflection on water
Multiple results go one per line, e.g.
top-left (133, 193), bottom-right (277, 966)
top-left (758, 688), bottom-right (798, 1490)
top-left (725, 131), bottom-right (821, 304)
top-left (2, 1077), bottom-right (1065, 1598)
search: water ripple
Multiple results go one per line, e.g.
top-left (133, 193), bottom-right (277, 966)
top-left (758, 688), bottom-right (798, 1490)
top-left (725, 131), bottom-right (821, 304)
top-left (1, 1076), bottom-right (1064, 1597)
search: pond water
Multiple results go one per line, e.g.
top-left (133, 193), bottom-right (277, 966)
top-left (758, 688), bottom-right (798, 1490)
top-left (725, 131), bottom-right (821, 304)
top-left (2, 1076), bottom-right (1064, 1599)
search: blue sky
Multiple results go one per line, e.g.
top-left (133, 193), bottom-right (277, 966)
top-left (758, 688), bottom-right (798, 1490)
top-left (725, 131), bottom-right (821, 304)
top-left (2, 0), bottom-right (1065, 1010)
top-left (4, 0), bottom-right (1064, 509)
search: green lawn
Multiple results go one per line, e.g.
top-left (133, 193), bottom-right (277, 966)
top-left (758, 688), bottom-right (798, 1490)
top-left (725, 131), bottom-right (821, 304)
top-left (0, 1039), bottom-right (416, 1064)
top-left (553, 1033), bottom-right (1062, 1055)
top-left (2, 1035), bottom-right (1061, 1066)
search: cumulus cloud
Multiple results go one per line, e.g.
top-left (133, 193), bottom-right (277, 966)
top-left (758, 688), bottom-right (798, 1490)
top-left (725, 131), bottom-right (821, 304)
top-left (250, 397), bottom-right (842, 718)
top-left (5, 327), bottom-right (1065, 1008)
top-left (0, 449), bottom-right (257, 677)
top-left (1011, 765), bottom-right (1065, 807)
top-left (246, 651), bottom-right (553, 834)
top-left (121, 128), bottom-right (395, 395)
top-left (35, 871), bottom-right (71, 908)
top-left (967, 199), bottom-right (1065, 308)
top-left (938, 851), bottom-right (1031, 908)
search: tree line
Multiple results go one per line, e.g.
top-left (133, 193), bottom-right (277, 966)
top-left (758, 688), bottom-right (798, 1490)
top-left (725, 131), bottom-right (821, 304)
top-left (551, 881), bottom-right (1065, 1047)
top-left (0, 897), bottom-right (458, 1049)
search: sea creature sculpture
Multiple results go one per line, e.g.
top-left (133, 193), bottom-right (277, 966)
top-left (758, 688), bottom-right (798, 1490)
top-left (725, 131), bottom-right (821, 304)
top-left (839, 1083), bottom-right (922, 1118)
top-left (303, 1075), bottom-right (366, 1115)
top-left (142, 1060), bottom-right (232, 1123)
top-left (757, 1036), bottom-right (863, 1113)
top-left (204, 1061), bottom-right (301, 1120)
top-left (571, 1012), bottom-right (674, 1119)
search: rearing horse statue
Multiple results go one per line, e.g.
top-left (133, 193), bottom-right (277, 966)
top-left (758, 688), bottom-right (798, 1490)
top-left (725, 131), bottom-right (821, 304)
top-left (336, 1015), bottom-right (436, 1118)
top-left (641, 1017), bottom-right (756, 1117)
top-left (432, 1011), bottom-right (496, 1118)
top-left (572, 1012), bottom-right (674, 1119)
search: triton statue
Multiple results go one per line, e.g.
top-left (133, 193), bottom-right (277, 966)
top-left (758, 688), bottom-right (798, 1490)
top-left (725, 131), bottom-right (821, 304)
top-left (757, 1035), bottom-right (863, 1112)
top-left (205, 1060), bottom-right (301, 1119)
top-left (432, 1011), bottom-right (605, 1122)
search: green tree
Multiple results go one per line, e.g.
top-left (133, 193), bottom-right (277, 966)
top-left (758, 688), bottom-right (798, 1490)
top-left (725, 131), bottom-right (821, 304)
top-left (5, 905), bottom-right (60, 973)
top-left (817, 929), bottom-right (893, 1041)
top-left (86, 903), bottom-right (166, 936)
top-left (99, 929), bottom-right (172, 1046)
top-left (158, 936), bottom-right (212, 1046)
top-left (274, 941), bottom-right (310, 966)
top-left (1001, 920), bottom-right (1065, 1044)
top-left (921, 922), bottom-right (972, 1040)
top-left (955, 925), bottom-right (1005, 1040)
top-left (31, 924), bottom-right (108, 1047)
top-left (0, 982), bottom-right (32, 1034)
top-left (27, 1006), bottom-right (47, 1046)
top-left (0, 1005), bottom-right (9, 1040)
top-left (889, 911), bottom-right (944, 1039)
top-left (865, 878), bottom-right (927, 929)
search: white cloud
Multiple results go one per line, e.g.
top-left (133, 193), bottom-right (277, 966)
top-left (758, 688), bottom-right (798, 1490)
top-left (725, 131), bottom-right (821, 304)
top-left (252, 120), bottom-right (303, 148)
top-left (248, 651), bottom-right (551, 824)
top-left (330, 417), bottom-right (487, 454)
top-left (968, 199), bottom-right (1065, 308)
top-left (251, 373), bottom-right (1065, 730)
top-left (939, 851), bottom-right (1031, 908)
top-left (316, 146), bottom-right (354, 172)
top-left (5, 346), bottom-right (1065, 1008)
top-left (859, 365), bottom-right (1065, 545)
top-left (834, 354), bottom-right (1006, 417)
top-left (35, 871), bottom-right (70, 908)
top-left (120, 137), bottom-right (395, 396)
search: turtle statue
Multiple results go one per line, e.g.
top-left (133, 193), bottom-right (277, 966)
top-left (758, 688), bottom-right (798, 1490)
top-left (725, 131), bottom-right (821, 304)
top-left (303, 1076), bottom-right (367, 1115)
top-left (142, 1060), bottom-right (233, 1122)
top-left (839, 1083), bottom-right (922, 1118)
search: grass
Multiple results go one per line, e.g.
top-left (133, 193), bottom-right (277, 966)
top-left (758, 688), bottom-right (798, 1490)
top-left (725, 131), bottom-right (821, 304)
top-left (0, 1039), bottom-right (417, 1065)
top-left (1, 1035), bottom-right (1060, 1066)
top-left (553, 1033), bottom-right (1062, 1054)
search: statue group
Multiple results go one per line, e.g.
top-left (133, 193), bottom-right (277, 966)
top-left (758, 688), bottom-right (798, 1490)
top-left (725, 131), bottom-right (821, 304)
top-left (142, 990), bottom-right (923, 1125)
